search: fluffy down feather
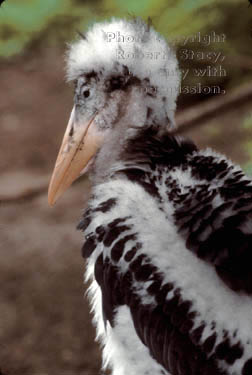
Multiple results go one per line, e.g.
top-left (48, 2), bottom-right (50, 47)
top-left (66, 17), bottom-right (180, 127)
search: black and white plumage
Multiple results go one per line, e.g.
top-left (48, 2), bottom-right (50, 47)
top-left (48, 18), bottom-right (252, 375)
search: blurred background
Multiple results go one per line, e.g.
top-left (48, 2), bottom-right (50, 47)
top-left (0, 0), bottom-right (252, 374)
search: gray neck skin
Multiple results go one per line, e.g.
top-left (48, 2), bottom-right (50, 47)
top-left (89, 87), bottom-right (167, 184)
top-left (89, 86), bottom-right (171, 185)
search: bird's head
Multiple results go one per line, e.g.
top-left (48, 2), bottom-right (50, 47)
top-left (48, 17), bottom-right (180, 205)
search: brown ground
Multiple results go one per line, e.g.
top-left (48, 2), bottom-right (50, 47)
top-left (0, 45), bottom-right (252, 375)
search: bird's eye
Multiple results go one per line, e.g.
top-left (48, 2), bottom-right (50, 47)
top-left (83, 90), bottom-right (90, 98)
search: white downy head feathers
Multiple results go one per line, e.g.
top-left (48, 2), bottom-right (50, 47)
top-left (66, 17), bottom-right (181, 128)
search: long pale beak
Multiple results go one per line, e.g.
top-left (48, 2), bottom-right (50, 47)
top-left (48, 107), bottom-right (103, 206)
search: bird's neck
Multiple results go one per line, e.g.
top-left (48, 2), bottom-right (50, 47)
top-left (122, 126), bottom-right (197, 167)
top-left (90, 124), bottom-right (197, 185)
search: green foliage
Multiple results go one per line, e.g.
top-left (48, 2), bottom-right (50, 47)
top-left (244, 163), bottom-right (252, 176)
top-left (243, 113), bottom-right (252, 130)
top-left (240, 114), bottom-right (252, 174)
top-left (1, 0), bottom-right (252, 60)
top-left (1, 0), bottom-right (251, 100)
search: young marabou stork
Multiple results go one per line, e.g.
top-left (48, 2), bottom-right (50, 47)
top-left (48, 18), bottom-right (252, 375)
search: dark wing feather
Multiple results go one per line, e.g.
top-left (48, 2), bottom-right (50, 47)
top-left (123, 129), bottom-right (252, 294)
top-left (80, 207), bottom-right (227, 375)
top-left (130, 287), bottom-right (226, 375)
top-left (174, 161), bottom-right (252, 295)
